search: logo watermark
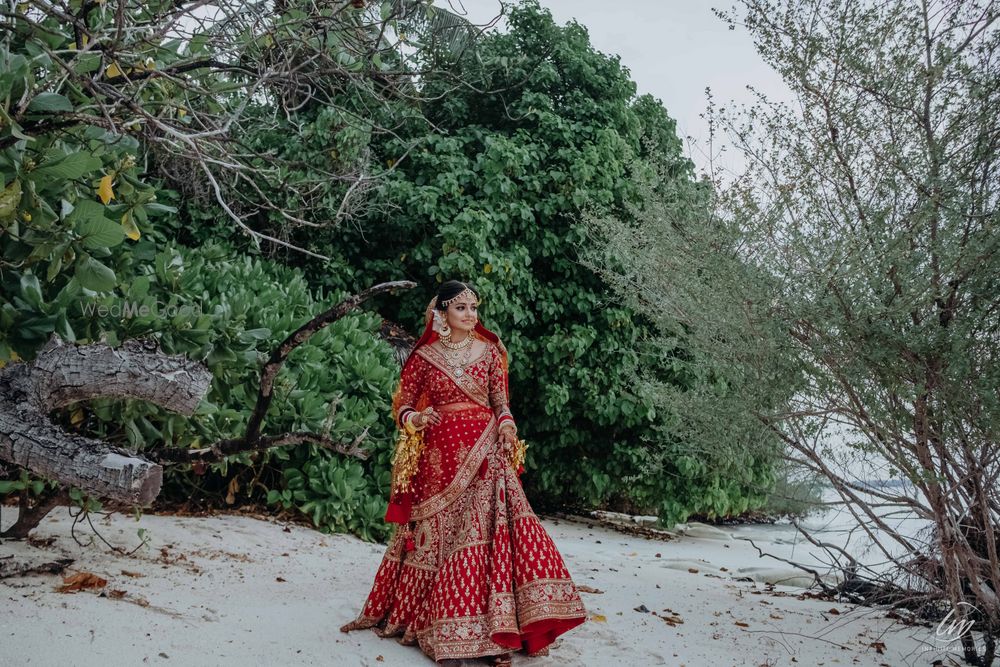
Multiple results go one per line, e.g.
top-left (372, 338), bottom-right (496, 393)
top-left (79, 299), bottom-right (203, 320)
top-left (915, 600), bottom-right (981, 660)
top-left (932, 601), bottom-right (978, 646)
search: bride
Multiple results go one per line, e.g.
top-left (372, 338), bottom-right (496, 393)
top-left (340, 280), bottom-right (587, 664)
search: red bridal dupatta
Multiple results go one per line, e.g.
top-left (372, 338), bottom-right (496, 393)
top-left (340, 305), bottom-right (587, 661)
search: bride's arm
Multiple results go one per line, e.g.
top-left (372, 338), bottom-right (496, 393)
top-left (487, 344), bottom-right (517, 435)
top-left (394, 356), bottom-right (427, 431)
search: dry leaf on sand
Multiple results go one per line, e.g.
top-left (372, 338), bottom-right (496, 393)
top-left (57, 572), bottom-right (107, 593)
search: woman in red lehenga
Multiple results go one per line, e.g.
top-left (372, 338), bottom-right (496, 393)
top-left (340, 280), bottom-right (587, 665)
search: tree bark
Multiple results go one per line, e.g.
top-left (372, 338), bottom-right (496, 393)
top-left (0, 335), bottom-right (212, 506)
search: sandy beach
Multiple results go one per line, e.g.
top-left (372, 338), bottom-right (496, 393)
top-left (1, 506), bottom-right (960, 666)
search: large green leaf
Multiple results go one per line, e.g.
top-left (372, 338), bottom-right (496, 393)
top-left (32, 152), bottom-right (103, 180)
top-left (72, 53), bottom-right (102, 75)
top-left (27, 92), bottom-right (74, 113)
top-left (75, 254), bottom-right (117, 292)
top-left (20, 272), bottom-right (43, 309)
top-left (74, 202), bottom-right (126, 249)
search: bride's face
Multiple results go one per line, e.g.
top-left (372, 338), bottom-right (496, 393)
top-left (445, 296), bottom-right (479, 333)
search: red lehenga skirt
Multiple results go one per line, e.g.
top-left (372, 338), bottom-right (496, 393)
top-left (340, 405), bottom-right (587, 662)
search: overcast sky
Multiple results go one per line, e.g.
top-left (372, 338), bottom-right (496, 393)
top-left (458, 0), bottom-right (792, 177)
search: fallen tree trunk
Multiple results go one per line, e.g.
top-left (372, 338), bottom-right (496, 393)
top-left (0, 335), bottom-right (212, 506)
top-left (1, 280), bottom-right (417, 537)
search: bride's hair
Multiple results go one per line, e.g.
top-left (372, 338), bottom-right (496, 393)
top-left (435, 280), bottom-right (479, 310)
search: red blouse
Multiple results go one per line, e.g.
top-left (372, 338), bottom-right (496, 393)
top-left (395, 341), bottom-right (516, 431)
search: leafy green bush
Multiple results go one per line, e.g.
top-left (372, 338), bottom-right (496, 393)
top-left (299, 2), bottom-right (784, 523)
top-left (72, 241), bottom-right (398, 540)
top-left (3, 234), bottom-right (399, 541)
top-left (269, 457), bottom-right (391, 542)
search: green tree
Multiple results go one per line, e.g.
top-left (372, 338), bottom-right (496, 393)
top-left (1, 1), bottom-right (465, 539)
top-left (592, 0), bottom-right (1000, 661)
top-left (322, 2), bottom-right (780, 522)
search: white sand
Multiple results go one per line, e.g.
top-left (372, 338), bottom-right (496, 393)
top-left (0, 506), bottom-right (963, 666)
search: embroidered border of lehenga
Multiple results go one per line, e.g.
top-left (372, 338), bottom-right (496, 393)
top-left (341, 339), bottom-right (587, 661)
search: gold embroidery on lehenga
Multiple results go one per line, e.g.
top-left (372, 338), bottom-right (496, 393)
top-left (341, 340), bottom-right (586, 662)
top-left (417, 345), bottom-right (491, 407)
top-left (409, 416), bottom-right (497, 522)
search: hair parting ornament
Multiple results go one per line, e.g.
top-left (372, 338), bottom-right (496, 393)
top-left (439, 285), bottom-right (479, 308)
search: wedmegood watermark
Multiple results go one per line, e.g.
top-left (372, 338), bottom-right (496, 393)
top-left (79, 299), bottom-right (203, 320)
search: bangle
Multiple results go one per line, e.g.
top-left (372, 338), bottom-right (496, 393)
top-left (403, 411), bottom-right (421, 434)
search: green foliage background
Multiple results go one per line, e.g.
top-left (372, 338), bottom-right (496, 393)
top-left (1, 1), bottom-right (783, 538)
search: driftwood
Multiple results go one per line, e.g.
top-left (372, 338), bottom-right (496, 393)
top-left (0, 335), bottom-right (211, 506)
top-left (0, 280), bottom-right (416, 537)
top-left (1, 488), bottom-right (71, 540)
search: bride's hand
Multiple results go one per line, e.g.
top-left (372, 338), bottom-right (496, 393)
top-left (499, 428), bottom-right (517, 452)
top-left (416, 407), bottom-right (441, 428)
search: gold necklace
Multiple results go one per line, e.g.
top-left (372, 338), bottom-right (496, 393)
top-left (441, 334), bottom-right (475, 376)
top-left (440, 332), bottom-right (474, 350)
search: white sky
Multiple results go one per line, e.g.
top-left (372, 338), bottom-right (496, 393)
top-left (457, 0), bottom-right (793, 177)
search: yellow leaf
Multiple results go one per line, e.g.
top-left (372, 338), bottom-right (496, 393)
top-left (97, 174), bottom-right (115, 204)
top-left (105, 62), bottom-right (123, 79)
top-left (590, 614), bottom-right (607, 623)
top-left (177, 106), bottom-right (187, 118)
top-left (484, 263), bottom-right (492, 274)
top-left (121, 212), bottom-right (140, 240)
top-left (70, 408), bottom-right (85, 426)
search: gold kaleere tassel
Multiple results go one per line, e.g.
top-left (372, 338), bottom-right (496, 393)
top-left (509, 437), bottom-right (528, 471)
top-left (390, 421), bottom-right (425, 494)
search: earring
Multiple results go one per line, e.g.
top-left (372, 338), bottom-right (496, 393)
top-left (440, 321), bottom-right (451, 338)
